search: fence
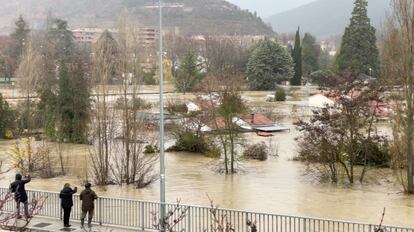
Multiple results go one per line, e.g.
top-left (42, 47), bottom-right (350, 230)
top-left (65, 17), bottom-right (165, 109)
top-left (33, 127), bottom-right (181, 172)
top-left (0, 188), bottom-right (413, 232)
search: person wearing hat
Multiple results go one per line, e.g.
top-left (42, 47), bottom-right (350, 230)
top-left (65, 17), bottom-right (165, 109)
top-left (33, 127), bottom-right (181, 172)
top-left (9, 174), bottom-right (31, 219)
top-left (79, 183), bottom-right (97, 228)
top-left (59, 183), bottom-right (77, 227)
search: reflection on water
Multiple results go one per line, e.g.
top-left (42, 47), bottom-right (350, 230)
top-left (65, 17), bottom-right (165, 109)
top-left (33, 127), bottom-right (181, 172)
top-left (0, 89), bottom-right (413, 227)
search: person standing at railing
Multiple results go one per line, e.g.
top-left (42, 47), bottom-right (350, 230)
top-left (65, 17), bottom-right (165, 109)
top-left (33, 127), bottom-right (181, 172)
top-left (59, 183), bottom-right (77, 228)
top-left (79, 183), bottom-right (98, 228)
top-left (9, 173), bottom-right (31, 219)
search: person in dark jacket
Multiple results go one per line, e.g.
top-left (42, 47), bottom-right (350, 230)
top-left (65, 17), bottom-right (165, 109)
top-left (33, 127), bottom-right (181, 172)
top-left (79, 183), bottom-right (97, 228)
top-left (59, 183), bottom-right (77, 227)
top-left (9, 174), bottom-right (31, 219)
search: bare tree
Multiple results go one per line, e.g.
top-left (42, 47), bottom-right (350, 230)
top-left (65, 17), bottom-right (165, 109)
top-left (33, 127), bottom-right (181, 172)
top-left (197, 75), bottom-right (247, 174)
top-left (0, 190), bottom-right (46, 231)
top-left (89, 30), bottom-right (118, 185)
top-left (15, 37), bottom-right (43, 134)
top-left (382, 0), bottom-right (414, 193)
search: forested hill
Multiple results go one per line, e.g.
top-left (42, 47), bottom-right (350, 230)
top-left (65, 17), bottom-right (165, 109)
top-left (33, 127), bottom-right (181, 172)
top-left (0, 0), bottom-right (274, 35)
top-left (265, 0), bottom-right (390, 38)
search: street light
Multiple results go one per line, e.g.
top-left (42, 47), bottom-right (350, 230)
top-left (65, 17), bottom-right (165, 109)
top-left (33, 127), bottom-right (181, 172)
top-left (158, 1), bottom-right (166, 231)
top-left (154, 1), bottom-right (183, 231)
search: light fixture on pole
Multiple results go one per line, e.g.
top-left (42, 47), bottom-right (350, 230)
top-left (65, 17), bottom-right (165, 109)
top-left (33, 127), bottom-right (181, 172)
top-left (146, 1), bottom-right (183, 230)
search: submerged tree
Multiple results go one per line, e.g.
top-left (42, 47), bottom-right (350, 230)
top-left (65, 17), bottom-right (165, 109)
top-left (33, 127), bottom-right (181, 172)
top-left (15, 39), bottom-right (43, 134)
top-left (89, 30), bottom-right (118, 185)
top-left (295, 73), bottom-right (388, 183)
top-left (335, 0), bottom-right (380, 76)
top-left (382, 0), bottom-right (414, 193)
top-left (291, 27), bottom-right (302, 86)
top-left (246, 39), bottom-right (293, 90)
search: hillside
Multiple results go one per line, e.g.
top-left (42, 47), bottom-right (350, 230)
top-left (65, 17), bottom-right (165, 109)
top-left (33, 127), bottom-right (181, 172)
top-left (0, 0), bottom-right (274, 35)
top-left (265, 0), bottom-right (390, 38)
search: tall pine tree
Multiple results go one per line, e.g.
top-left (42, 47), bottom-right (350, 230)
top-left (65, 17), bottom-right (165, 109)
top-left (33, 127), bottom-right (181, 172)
top-left (291, 27), bottom-right (302, 86)
top-left (335, 0), bottom-right (379, 76)
top-left (11, 15), bottom-right (30, 61)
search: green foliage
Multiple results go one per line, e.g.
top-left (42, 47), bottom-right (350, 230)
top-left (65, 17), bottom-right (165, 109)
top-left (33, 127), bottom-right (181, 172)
top-left (246, 39), bottom-right (293, 90)
top-left (47, 19), bottom-right (75, 61)
top-left (302, 33), bottom-right (320, 76)
top-left (0, 94), bottom-right (15, 138)
top-left (144, 145), bottom-right (159, 154)
top-left (309, 70), bottom-right (334, 87)
top-left (56, 61), bottom-right (91, 144)
top-left (275, 88), bottom-right (287, 102)
top-left (174, 50), bottom-right (202, 93)
top-left (335, 0), bottom-right (380, 76)
top-left (291, 27), bottom-right (302, 86)
top-left (167, 129), bottom-right (212, 154)
top-left (142, 69), bottom-right (156, 85)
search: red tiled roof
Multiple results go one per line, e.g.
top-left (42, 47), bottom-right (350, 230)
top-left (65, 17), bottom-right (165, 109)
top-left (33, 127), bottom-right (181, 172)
top-left (241, 113), bottom-right (274, 126)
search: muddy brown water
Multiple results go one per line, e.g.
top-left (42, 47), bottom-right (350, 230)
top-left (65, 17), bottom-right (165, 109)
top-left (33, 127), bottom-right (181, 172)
top-left (0, 87), bottom-right (413, 227)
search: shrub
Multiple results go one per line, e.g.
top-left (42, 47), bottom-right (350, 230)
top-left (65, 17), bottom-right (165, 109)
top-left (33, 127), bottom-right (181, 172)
top-left (167, 128), bottom-right (215, 155)
top-left (144, 144), bottom-right (159, 154)
top-left (142, 69), bottom-right (156, 85)
top-left (243, 142), bottom-right (269, 161)
top-left (275, 88), bottom-right (286, 101)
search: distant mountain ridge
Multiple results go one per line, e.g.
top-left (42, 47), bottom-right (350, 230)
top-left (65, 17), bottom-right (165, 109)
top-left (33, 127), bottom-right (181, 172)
top-left (265, 0), bottom-right (390, 38)
top-left (0, 0), bottom-right (274, 35)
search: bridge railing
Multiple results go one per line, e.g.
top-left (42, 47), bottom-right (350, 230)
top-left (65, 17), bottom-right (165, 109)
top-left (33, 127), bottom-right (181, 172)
top-left (0, 188), bottom-right (412, 232)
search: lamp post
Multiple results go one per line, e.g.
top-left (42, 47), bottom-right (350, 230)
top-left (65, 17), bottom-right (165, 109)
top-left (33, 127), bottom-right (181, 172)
top-left (150, 2), bottom-right (183, 230)
top-left (158, 0), bottom-right (166, 231)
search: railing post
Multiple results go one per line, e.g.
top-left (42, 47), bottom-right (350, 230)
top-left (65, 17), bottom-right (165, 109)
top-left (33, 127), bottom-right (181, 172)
top-left (186, 208), bottom-right (191, 232)
top-left (141, 202), bottom-right (145, 231)
top-left (303, 218), bottom-right (306, 232)
top-left (368, 224), bottom-right (372, 232)
top-left (98, 197), bottom-right (102, 226)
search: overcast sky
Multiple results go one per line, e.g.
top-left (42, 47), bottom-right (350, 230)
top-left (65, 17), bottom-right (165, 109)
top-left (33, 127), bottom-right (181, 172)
top-left (226, 0), bottom-right (316, 17)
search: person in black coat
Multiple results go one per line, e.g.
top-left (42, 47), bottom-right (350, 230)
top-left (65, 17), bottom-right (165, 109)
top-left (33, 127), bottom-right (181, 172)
top-left (59, 183), bottom-right (77, 227)
top-left (9, 173), bottom-right (31, 219)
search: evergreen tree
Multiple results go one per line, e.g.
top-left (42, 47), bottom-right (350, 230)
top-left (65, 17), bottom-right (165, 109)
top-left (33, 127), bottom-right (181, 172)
top-left (56, 61), bottom-right (74, 142)
top-left (174, 50), bottom-right (201, 93)
top-left (302, 33), bottom-right (320, 76)
top-left (48, 19), bottom-right (75, 61)
top-left (70, 60), bottom-right (91, 143)
top-left (291, 27), bottom-right (302, 86)
top-left (11, 15), bottom-right (30, 61)
top-left (55, 59), bottom-right (90, 143)
top-left (246, 39), bottom-right (293, 90)
top-left (335, 0), bottom-right (379, 76)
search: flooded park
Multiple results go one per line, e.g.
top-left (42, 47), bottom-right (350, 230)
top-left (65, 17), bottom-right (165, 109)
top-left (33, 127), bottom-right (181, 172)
top-left (0, 87), bottom-right (413, 228)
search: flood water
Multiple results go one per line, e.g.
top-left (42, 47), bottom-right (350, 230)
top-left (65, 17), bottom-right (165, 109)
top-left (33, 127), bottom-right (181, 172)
top-left (0, 87), bottom-right (413, 227)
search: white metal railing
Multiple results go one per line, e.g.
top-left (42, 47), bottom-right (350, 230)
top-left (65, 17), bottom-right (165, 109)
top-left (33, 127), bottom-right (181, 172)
top-left (0, 188), bottom-right (412, 232)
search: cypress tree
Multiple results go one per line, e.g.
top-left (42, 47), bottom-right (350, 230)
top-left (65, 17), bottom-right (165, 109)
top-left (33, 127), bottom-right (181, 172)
top-left (335, 0), bottom-right (379, 76)
top-left (291, 27), bottom-right (302, 86)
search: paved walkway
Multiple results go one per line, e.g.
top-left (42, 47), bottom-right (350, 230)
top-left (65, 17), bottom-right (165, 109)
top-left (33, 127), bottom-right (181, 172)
top-left (24, 216), bottom-right (143, 232)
